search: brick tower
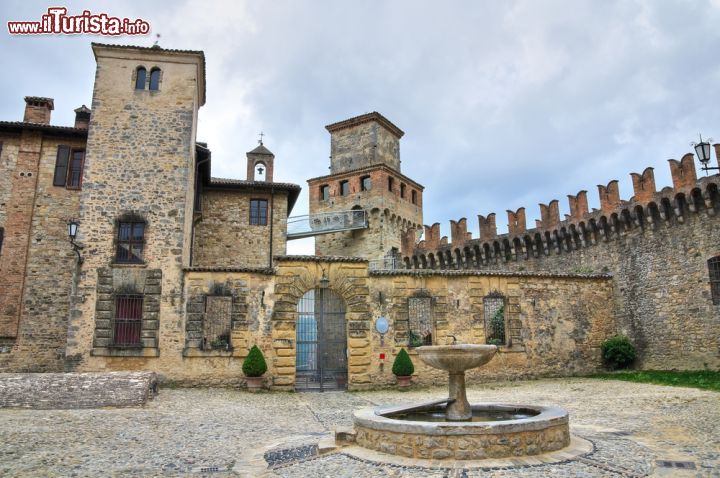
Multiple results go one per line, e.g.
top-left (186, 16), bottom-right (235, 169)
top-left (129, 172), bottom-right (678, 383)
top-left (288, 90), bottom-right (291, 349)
top-left (307, 112), bottom-right (423, 264)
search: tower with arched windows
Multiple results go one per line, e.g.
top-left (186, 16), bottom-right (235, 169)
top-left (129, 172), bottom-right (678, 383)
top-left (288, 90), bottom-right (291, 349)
top-left (307, 112), bottom-right (424, 264)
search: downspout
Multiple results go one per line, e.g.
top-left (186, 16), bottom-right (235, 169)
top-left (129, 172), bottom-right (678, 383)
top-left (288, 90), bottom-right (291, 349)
top-left (269, 183), bottom-right (275, 269)
top-left (190, 156), bottom-right (210, 267)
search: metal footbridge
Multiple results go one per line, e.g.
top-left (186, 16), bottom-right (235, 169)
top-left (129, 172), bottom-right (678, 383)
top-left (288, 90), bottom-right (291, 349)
top-left (287, 209), bottom-right (368, 240)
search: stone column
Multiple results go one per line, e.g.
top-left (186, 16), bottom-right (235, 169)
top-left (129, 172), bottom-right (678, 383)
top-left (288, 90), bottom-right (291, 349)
top-left (446, 371), bottom-right (472, 421)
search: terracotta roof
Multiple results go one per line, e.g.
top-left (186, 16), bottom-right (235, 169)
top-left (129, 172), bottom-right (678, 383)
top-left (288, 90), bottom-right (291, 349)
top-left (0, 121), bottom-right (88, 136)
top-left (274, 255), bottom-right (368, 263)
top-left (207, 178), bottom-right (301, 214)
top-left (91, 43), bottom-right (206, 106)
top-left (325, 112), bottom-right (404, 138)
top-left (24, 96), bottom-right (54, 109)
top-left (248, 144), bottom-right (274, 156)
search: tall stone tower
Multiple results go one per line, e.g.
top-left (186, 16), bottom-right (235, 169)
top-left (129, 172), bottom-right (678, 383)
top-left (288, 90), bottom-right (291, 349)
top-left (65, 43), bottom-right (205, 365)
top-left (307, 112), bottom-right (423, 264)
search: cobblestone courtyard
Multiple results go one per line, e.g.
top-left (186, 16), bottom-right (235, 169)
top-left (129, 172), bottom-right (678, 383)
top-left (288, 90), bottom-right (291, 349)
top-left (0, 378), bottom-right (718, 477)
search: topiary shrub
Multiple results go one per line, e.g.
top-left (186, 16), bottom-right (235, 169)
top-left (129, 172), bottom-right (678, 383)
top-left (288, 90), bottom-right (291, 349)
top-left (392, 348), bottom-right (414, 377)
top-left (601, 335), bottom-right (636, 370)
top-left (242, 345), bottom-right (268, 377)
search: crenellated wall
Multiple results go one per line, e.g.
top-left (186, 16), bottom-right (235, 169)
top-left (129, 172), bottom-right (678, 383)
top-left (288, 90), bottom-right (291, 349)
top-left (407, 153), bottom-right (720, 370)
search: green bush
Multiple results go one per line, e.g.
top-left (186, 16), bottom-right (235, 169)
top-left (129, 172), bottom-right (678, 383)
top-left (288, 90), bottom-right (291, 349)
top-left (392, 348), bottom-right (414, 377)
top-left (242, 345), bottom-right (268, 377)
top-left (601, 335), bottom-right (636, 370)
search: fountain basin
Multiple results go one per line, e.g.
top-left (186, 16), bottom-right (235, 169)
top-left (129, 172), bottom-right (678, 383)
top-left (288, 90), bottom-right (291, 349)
top-left (415, 344), bottom-right (497, 372)
top-left (353, 403), bottom-right (570, 460)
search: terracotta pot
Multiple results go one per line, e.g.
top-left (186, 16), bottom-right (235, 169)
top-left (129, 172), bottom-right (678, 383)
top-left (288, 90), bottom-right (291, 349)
top-left (396, 375), bottom-right (412, 387)
top-left (245, 376), bottom-right (264, 391)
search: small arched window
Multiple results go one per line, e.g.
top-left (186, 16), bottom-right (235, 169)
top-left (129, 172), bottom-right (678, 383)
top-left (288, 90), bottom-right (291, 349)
top-left (135, 67), bottom-right (146, 90)
top-left (709, 256), bottom-right (720, 304)
top-left (149, 68), bottom-right (161, 91)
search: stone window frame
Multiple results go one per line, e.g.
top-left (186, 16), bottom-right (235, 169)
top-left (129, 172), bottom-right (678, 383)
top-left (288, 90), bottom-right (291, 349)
top-left (91, 268), bottom-right (161, 357)
top-left (483, 291), bottom-right (508, 346)
top-left (709, 256), bottom-right (720, 305)
top-left (319, 184), bottom-right (330, 201)
top-left (249, 198), bottom-right (269, 226)
top-left (407, 290), bottom-right (434, 348)
top-left (149, 67), bottom-right (162, 91)
top-left (183, 283), bottom-right (249, 357)
top-left (133, 65), bottom-right (147, 90)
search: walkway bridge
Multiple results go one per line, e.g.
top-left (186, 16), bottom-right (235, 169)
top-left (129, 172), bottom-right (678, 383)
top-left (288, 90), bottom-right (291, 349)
top-left (286, 209), bottom-right (368, 240)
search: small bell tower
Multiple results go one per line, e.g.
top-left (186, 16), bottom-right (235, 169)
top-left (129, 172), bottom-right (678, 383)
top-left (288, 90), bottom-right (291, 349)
top-left (246, 133), bottom-right (274, 182)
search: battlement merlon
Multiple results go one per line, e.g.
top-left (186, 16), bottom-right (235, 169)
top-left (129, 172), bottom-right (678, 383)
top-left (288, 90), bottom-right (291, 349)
top-left (412, 148), bottom-right (720, 257)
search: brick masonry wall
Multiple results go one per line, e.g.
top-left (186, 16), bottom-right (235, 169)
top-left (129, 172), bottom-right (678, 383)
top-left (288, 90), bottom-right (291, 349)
top-left (0, 371), bottom-right (157, 409)
top-left (192, 189), bottom-right (288, 268)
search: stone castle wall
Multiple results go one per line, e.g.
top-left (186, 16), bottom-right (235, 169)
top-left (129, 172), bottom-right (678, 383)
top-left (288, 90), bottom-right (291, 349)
top-left (192, 189), bottom-right (289, 268)
top-left (408, 167), bottom-right (720, 370)
top-left (329, 120), bottom-right (401, 174)
top-left (65, 46), bottom-right (203, 372)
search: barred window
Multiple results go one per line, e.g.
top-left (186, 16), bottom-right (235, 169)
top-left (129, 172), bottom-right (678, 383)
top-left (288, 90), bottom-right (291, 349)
top-left (408, 296), bottom-right (433, 347)
top-left (484, 294), bottom-right (506, 346)
top-left (709, 256), bottom-right (720, 305)
top-left (116, 221), bottom-right (145, 263)
top-left (250, 199), bottom-right (268, 225)
top-left (112, 295), bottom-right (143, 347)
top-left (203, 296), bottom-right (233, 351)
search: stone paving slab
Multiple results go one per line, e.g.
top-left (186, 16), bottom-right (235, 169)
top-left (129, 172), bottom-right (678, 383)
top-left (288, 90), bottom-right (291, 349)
top-left (0, 378), bottom-right (717, 476)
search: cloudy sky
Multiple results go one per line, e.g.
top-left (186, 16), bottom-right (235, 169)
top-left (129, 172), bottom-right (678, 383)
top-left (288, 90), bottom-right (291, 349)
top-left (2, 1), bottom-right (719, 254)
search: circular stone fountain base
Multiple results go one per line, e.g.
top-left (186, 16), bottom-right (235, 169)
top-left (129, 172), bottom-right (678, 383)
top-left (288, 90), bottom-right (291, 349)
top-left (353, 403), bottom-right (570, 460)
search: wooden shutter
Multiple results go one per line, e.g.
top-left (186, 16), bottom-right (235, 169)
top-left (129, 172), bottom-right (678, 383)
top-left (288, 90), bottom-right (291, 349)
top-left (53, 145), bottom-right (70, 186)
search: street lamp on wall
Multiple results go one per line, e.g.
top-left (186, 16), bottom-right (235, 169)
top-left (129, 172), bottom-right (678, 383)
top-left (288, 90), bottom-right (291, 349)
top-left (692, 134), bottom-right (718, 175)
top-left (66, 220), bottom-right (84, 264)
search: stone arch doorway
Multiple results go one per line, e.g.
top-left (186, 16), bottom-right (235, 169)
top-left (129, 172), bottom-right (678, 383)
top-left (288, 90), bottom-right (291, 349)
top-left (295, 288), bottom-right (347, 391)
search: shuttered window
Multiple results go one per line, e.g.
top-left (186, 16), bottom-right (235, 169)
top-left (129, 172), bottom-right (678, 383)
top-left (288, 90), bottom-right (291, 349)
top-left (53, 145), bottom-right (70, 186)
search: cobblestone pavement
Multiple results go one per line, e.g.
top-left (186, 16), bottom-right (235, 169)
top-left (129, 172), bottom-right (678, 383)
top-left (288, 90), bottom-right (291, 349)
top-left (0, 378), bottom-right (718, 477)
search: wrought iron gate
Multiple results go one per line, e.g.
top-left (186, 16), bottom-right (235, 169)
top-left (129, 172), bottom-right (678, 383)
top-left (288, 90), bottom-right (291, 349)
top-left (295, 288), bottom-right (347, 391)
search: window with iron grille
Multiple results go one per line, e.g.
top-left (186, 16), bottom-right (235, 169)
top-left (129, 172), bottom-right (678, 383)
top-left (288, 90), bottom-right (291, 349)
top-left (203, 296), bottom-right (233, 351)
top-left (408, 296), bottom-right (433, 347)
top-left (112, 295), bottom-right (143, 347)
top-left (116, 221), bottom-right (145, 263)
top-left (484, 294), bottom-right (506, 346)
top-left (709, 256), bottom-right (720, 305)
top-left (250, 199), bottom-right (268, 225)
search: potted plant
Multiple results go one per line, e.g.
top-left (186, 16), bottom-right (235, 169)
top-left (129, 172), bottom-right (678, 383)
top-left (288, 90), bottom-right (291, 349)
top-left (242, 345), bottom-right (267, 391)
top-left (392, 348), bottom-right (414, 387)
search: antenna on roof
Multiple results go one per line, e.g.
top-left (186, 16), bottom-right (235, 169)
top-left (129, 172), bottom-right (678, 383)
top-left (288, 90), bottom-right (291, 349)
top-left (152, 34), bottom-right (161, 48)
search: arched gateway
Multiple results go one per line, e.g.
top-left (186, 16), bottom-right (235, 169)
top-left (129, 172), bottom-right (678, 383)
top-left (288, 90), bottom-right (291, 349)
top-left (295, 288), bottom-right (348, 391)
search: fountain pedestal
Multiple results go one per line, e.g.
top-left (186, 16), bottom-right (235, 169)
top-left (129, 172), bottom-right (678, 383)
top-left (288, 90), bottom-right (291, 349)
top-left (447, 372), bottom-right (471, 420)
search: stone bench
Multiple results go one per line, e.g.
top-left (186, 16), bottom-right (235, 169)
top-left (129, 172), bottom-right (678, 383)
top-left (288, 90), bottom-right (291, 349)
top-left (0, 372), bottom-right (158, 409)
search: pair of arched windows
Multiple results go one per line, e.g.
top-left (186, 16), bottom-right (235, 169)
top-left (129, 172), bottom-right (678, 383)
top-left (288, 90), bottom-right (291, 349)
top-left (135, 67), bottom-right (161, 91)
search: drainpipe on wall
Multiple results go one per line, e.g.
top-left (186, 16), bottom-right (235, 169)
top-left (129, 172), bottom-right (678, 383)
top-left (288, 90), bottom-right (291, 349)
top-left (268, 182), bottom-right (274, 269)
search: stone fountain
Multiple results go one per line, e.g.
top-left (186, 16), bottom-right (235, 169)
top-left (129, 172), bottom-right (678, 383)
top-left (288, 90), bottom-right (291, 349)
top-left (344, 343), bottom-right (573, 460)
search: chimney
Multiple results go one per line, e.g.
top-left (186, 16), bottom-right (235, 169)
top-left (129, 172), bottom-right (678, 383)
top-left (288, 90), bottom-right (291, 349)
top-left (73, 105), bottom-right (91, 129)
top-left (23, 96), bottom-right (54, 124)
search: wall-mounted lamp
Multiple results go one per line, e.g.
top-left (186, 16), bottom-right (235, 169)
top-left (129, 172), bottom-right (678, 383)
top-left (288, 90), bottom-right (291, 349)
top-left (692, 134), bottom-right (718, 175)
top-left (66, 220), bottom-right (84, 264)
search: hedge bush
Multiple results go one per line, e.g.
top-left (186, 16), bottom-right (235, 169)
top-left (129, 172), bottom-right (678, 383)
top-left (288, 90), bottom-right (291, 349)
top-left (601, 335), bottom-right (636, 370)
top-left (242, 345), bottom-right (268, 377)
top-left (392, 348), bottom-right (414, 376)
